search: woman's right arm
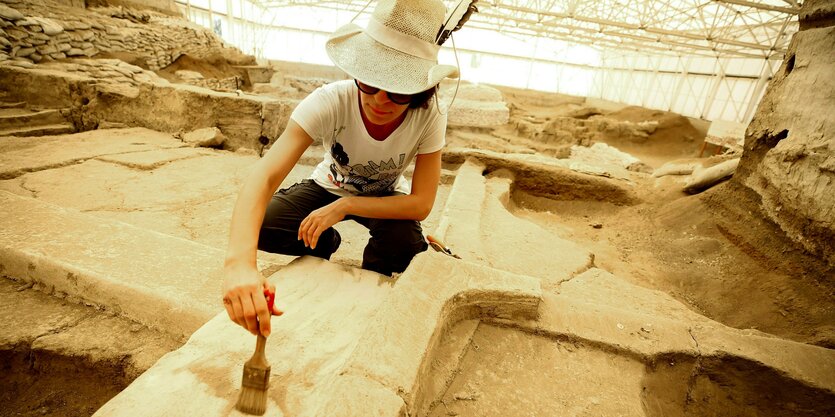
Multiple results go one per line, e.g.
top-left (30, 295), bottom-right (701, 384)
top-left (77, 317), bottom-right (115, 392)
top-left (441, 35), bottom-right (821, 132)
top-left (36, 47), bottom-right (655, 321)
top-left (222, 120), bottom-right (313, 336)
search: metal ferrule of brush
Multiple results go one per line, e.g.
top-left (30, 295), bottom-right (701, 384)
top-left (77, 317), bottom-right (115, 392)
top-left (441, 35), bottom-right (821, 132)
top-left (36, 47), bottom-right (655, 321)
top-left (241, 365), bottom-right (271, 389)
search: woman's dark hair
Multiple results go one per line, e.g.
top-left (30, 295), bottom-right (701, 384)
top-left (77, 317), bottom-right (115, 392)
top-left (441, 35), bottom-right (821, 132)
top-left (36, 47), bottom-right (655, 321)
top-left (409, 87), bottom-right (436, 109)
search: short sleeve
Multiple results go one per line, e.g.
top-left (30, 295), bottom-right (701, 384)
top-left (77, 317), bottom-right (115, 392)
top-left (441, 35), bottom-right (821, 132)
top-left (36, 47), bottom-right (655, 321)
top-left (290, 85), bottom-right (339, 144)
top-left (416, 111), bottom-right (447, 154)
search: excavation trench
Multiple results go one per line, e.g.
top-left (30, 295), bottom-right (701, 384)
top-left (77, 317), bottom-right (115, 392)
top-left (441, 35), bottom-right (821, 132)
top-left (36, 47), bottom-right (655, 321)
top-left (0, 348), bottom-right (130, 417)
top-left (0, 278), bottom-right (183, 417)
top-left (420, 322), bottom-right (835, 417)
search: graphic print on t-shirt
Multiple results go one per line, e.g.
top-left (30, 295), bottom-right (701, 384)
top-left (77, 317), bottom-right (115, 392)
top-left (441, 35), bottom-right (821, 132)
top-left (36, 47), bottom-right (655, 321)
top-left (327, 140), bottom-right (407, 195)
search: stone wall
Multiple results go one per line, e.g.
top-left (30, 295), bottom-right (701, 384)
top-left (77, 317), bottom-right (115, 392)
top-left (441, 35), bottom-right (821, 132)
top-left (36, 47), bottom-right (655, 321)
top-left (0, 65), bottom-right (297, 149)
top-left (269, 59), bottom-right (349, 83)
top-left (50, 0), bottom-right (86, 8)
top-left (0, 0), bottom-right (250, 71)
top-left (185, 76), bottom-right (239, 91)
top-left (439, 84), bottom-right (510, 128)
top-left (0, 0), bottom-right (287, 149)
top-left (734, 0), bottom-right (835, 266)
top-left (86, 0), bottom-right (182, 17)
top-left (513, 114), bottom-right (657, 147)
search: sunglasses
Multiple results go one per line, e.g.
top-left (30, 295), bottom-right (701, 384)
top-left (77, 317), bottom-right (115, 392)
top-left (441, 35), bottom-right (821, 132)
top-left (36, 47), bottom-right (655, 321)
top-left (355, 80), bottom-right (413, 105)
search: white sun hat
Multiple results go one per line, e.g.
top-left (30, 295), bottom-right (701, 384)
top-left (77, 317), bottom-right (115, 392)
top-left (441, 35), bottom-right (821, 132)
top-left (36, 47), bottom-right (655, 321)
top-left (326, 0), bottom-right (460, 95)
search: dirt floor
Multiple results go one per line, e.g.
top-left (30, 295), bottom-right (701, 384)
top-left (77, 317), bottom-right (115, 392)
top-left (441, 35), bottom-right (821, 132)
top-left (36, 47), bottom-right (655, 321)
top-left (0, 277), bottom-right (183, 417)
top-left (2, 66), bottom-right (833, 416)
top-left (482, 89), bottom-right (835, 348)
top-left (0, 351), bottom-right (128, 417)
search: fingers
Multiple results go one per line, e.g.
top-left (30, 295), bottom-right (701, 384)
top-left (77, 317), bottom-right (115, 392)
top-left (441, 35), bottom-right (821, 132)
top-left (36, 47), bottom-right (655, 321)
top-left (266, 283), bottom-right (284, 316)
top-left (298, 216), bottom-right (324, 249)
top-left (222, 266), bottom-right (284, 336)
top-left (223, 286), bottom-right (269, 336)
top-left (223, 293), bottom-right (249, 332)
top-left (252, 291), bottom-right (272, 337)
top-left (222, 296), bottom-right (236, 322)
top-left (308, 223), bottom-right (324, 249)
top-left (298, 217), bottom-right (309, 247)
top-left (230, 296), bottom-right (244, 326)
top-left (241, 293), bottom-right (259, 335)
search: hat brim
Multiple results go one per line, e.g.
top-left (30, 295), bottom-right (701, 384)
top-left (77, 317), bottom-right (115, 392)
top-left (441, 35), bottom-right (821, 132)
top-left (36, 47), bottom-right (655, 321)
top-left (326, 23), bottom-right (459, 95)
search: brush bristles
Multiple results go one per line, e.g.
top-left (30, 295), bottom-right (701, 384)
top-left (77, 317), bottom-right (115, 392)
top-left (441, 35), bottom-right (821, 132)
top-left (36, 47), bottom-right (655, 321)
top-left (235, 364), bottom-right (270, 415)
top-left (235, 385), bottom-right (268, 415)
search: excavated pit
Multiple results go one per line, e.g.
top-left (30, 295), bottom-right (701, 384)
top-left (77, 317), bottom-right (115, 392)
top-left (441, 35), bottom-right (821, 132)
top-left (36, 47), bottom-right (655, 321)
top-left (505, 183), bottom-right (835, 347)
top-left (642, 353), bottom-right (835, 417)
top-left (420, 323), bottom-right (835, 417)
top-left (0, 278), bottom-right (183, 417)
top-left (0, 349), bottom-right (129, 417)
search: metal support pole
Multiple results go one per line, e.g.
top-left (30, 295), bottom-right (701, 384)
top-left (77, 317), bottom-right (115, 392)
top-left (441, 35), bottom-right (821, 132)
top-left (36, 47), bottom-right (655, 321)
top-left (208, 0), bottom-right (214, 31)
top-left (595, 54), bottom-right (607, 99)
top-left (701, 57), bottom-right (726, 119)
top-left (669, 56), bottom-right (690, 113)
top-left (227, 0), bottom-right (235, 44)
top-left (621, 55), bottom-right (636, 104)
top-left (742, 59), bottom-right (773, 122)
top-left (643, 56), bottom-right (661, 108)
top-left (741, 15), bottom-right (792, 122)
top-left (525, 35), bottom-right (540, 89)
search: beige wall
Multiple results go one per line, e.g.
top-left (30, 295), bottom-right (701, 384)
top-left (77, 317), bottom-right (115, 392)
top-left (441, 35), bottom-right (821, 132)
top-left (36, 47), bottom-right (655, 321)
top-left (734, 0), bottom-right (835, 266)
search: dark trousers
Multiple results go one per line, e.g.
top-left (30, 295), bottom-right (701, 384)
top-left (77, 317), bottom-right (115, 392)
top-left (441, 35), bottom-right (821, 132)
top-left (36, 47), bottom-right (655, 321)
top-left (258, 180), bottom-right (428, 276)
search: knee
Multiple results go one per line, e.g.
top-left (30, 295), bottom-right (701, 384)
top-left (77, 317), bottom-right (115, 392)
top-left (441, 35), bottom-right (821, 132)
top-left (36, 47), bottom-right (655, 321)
top-left (258, 227), bottom-right (341, 259)
top-left (369, 220), bottom-right (427, 254)
top-left (363, 220), bottom-right (427, 275)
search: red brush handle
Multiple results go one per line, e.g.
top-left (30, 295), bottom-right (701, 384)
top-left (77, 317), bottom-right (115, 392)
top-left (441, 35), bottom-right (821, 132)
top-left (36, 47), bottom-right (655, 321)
top-left (263, 287), bottom-right (275, 313)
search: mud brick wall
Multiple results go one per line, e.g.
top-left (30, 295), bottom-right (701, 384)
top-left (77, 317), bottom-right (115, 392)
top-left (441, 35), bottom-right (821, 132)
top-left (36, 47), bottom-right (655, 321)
top-left (185, 76), bottom-right (240, 91)
top-left (734, 0), bottom-right (835, 266)
top-left (0, 0), bottom-right (250, 71)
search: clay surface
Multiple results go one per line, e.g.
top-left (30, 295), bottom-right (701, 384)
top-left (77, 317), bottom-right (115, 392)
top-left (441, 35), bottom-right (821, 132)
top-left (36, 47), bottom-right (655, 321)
top-left (0, 0), bottom-right (833, 416)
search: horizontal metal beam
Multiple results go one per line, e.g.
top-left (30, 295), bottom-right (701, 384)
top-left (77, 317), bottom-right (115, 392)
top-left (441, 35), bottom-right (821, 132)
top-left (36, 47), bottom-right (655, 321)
top-left (474, 23), bottom-right (773, 60)
top-left (713, 0), bottom-right (799, 15)
top-left (228, 0), bottom-right (791, 59)
top-left (260, 0), bottom-right (346, 7)
top-left (450, 42), bottom-right (765, 80)
top-left (490, 3), bottom-right (789, 53)
top-left (477, 11), bottom-right (778, 59)
top-left (465, 22), bottom-right (696, 58)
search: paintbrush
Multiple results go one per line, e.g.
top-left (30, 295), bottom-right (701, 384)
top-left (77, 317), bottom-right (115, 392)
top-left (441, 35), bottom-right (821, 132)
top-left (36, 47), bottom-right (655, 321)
top-left (235, 333), bottom-right (270, 415)
top-left (235, 288), bottom-right (275, 415)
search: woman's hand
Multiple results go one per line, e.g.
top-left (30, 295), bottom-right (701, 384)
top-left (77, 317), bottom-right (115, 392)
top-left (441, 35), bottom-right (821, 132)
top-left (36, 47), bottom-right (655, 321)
top-left (298, 199), bottom-right (348, 249)
top-left (222, 264), bottom-right (283, 336)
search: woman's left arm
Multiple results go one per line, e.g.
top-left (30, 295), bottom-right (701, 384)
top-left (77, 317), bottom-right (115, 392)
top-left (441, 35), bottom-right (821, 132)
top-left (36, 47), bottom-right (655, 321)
top-left (297, 150), bottom-right (442, 249)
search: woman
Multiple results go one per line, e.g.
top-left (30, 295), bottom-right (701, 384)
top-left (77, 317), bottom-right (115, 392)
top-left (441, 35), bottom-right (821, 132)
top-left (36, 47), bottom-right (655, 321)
top-left (222, 0), bottom-right (459, 336)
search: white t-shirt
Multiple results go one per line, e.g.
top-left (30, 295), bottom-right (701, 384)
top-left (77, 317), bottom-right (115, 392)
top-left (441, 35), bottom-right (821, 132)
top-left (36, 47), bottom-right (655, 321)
top-left (290, 80), bottom-right (446, 196)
